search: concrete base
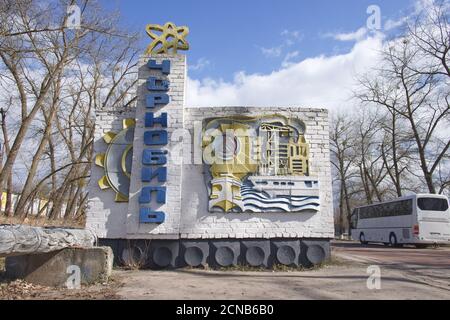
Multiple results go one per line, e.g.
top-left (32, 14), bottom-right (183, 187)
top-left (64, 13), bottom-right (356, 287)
top-left (5, 247), bottom-right (113, 288)
top-left (99, 238), bottom-right (331, 270)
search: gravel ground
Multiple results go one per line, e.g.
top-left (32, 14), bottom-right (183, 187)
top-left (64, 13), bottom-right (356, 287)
top-left (0, 257), bottom-right (121, 300)
top-left (113, 258), bottom-right (450, 300)
top-left (0, 278), bottom-right (122, 300)
top-left (1, 243), bottom-right (449, 300)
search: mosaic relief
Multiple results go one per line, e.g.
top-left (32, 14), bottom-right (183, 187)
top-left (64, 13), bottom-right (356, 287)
top-left (95, 119), bottom-right (135, 202)
top-left (202, 115), bottom-right (320, 213)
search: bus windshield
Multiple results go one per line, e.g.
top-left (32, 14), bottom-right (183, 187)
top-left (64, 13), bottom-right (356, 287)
top-left (417, 197), bottom-right (449, 212)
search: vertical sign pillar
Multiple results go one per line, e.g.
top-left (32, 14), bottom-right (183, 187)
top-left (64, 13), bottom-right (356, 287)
top-left (126, 54), bottom-right (186, 238)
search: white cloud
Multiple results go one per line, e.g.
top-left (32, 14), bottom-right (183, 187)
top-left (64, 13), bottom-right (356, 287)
top-left (326, 27), bottom-right (368, 41)
top-left (384, 0), bottom-right (446, 31)
top-left (259, 29), bottom-right (303, 58)
top-left (260, 46), bottom-right (283, 58)
top-left (281, 29), bottom-right (303, 41)
top-left (189, 57), bottom-right (211, 72)
top-left (414, 0), bottom-right (438, 12)
top-left (186, 36), bottom-right (384, 111)
top-left (281, 51), bottom-right (300, 68)
top-left (384, 16), bottom-right (409, 31)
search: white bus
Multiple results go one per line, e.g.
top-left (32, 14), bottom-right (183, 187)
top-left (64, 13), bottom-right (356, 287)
top-left (350, 194), bottom-right (450, 247)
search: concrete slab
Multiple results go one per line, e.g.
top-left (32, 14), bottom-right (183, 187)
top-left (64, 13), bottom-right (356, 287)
top-left (5, 247), bottom-right (113, 288)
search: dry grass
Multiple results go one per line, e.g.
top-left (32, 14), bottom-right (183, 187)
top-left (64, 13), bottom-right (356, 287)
top-left (0, 278), bottom-right (122, 300)
top-left (213, 258), bottom-right (341, 272)
top-left (0, 258), bottom-right (6, 285)
top-left (0, 216), bottom-right (85, 228)
top-left (119, 241), bottom-right (151, 270)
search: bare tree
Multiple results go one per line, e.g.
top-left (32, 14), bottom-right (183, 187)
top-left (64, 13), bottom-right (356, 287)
top-left (356, 3), bottom-right (450, 194)
top-left (408, 0), bottom-right (450, 78)
top-left (378, 106), bottom-right (416, 197)
top-left (330, 114), bottom-right (359, 234)
top-left (0, 0), bottom-right (140, 223)
top-left (353, 109), bottom-right (389, 203)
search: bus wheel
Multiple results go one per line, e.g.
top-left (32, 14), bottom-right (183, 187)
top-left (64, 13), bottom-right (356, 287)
top-left (360, 233), bottom-right (368, 245)
top-left (389, 233), bottom-right (398, 247)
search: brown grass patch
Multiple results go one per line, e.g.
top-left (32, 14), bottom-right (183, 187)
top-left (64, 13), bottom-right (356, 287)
top-left (0, 216), bottom-right (85, 228)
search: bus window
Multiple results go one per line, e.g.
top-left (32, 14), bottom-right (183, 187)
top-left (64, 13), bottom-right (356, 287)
top-left (418, 198), bottom-right (449, 212)
top-left (358, 199), bottom-right (412, 219)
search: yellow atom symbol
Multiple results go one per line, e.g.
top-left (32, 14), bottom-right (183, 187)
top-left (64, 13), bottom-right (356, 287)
top-left (145, 22), bottom-right (190, 55)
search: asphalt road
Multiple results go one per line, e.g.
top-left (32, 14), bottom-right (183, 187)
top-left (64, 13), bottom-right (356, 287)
top-left (112, 241), bottom-right (450, 300)
top-left (332, 241), bottom-right (450, 268)
top-left (332, 240), bottom-right (450, 294)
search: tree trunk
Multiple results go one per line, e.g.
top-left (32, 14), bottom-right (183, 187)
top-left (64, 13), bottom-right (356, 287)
top-left (390, 113), bottom-right (403, 197)
top-left (360, 165), bottom-right (372, 204)
top-left (342, 177), bottom-right (353, 234)
top-left (365, 168), bottom-right (383, 202)
top-left (48, 134), bottom-right (57, 196)
top-left (15, 107), bottom-right (57, 217)
top-left (338, 181), bottom-right (345, 236)
top-left (0, 108), bottom-right (13, 217)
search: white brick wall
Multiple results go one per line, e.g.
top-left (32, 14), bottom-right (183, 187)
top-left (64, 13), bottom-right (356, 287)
top-left (126, 54), bottom-right (186, 238)
top-left (180, 107), bottom-right (335, 240)
top-left (87, 54), bottom-right (335, 240)
top-left (86, 109), bottom-right (135, 238)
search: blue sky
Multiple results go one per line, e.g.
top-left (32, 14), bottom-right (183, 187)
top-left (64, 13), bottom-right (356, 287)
top-left (101, 0), bottom-right (415, 81)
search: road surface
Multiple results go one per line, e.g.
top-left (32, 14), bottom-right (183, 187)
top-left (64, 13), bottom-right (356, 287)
top-left (113, 241), bottom-right (450, 300)
top-left (332, 241), bottom-right (450, 294)
top-left (332, 241), bottom-right (450, 268)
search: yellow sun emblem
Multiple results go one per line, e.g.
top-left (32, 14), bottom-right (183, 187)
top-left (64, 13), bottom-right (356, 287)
top-left (145, 22), bottom-right (190, 55)
top-left (95, 119), bottom-right (135, 202)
